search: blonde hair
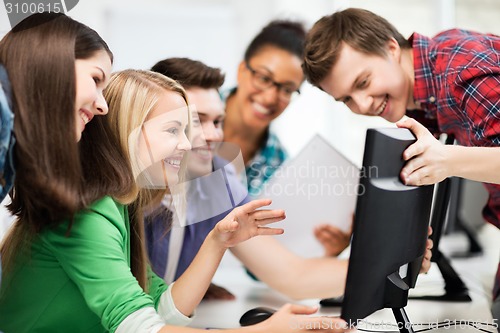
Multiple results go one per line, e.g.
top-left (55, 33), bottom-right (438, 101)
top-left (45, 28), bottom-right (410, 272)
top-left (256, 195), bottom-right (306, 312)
top-left (104, 69), bottom-right (190, 290)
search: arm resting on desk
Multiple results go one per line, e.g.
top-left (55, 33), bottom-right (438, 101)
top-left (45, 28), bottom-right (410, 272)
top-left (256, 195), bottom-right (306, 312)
top-left (230, 236), bottom-right (347, 300)
top-left (157, 304), bottom-right (347, 333)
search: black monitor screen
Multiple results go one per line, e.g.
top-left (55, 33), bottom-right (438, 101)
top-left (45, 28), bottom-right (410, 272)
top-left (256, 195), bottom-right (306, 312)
top-left (341, 128), bottom-right (434, 326)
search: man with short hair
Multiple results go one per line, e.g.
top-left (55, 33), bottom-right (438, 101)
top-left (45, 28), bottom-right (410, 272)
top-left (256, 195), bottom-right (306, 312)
top-left (146, 57), bottom-right (364, 300)
top-left (303, 7), bottom-right (500, 321)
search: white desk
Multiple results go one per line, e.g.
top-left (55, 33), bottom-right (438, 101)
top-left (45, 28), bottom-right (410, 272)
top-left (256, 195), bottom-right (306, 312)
top-left (190, 224), bottom-right (499, 332)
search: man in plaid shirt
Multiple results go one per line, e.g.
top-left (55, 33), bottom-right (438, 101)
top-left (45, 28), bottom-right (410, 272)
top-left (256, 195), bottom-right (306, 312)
top-left (303, 7), bottom-right (500, 322)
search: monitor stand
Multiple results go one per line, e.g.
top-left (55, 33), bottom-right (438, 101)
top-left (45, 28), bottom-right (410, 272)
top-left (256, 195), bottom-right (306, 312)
top-left (385, 273), bottom-right (415, 333)
top-left (411, 250), bottom-right (472, 302)
top-left (409, 165), bottom-right (472, 303)
top-left (451, 217), bottom-right (483, 258)
top-left (446, 178), bottom-right (483, 258)
top-left (392, 308), bottom-right (415, 333)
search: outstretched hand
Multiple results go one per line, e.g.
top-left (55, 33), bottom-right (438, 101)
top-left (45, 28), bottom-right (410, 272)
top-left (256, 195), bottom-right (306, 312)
top-left (259, 303), bottom-right (349, 333)
top-left (397, 118), bottom-right (451, 186)
top-left (213, 198), bottom-right (285, 249)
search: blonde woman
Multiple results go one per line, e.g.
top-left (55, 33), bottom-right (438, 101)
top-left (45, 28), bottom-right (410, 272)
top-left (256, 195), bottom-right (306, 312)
top-left (104, 69), bottom-right (349, 333)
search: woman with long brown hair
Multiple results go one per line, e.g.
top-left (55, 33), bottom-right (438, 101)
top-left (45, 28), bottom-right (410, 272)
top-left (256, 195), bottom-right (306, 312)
top-left (0, 12), bottom-right (132, 332)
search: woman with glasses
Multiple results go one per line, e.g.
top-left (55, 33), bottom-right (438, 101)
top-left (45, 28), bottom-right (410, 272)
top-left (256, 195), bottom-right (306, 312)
top-left (223, 19), bottom-right (305, 198)
top-left (222, 20), bottom-right (352, 258)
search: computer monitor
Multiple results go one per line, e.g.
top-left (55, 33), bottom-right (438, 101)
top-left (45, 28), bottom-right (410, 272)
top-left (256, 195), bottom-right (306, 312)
top-left (341, 128), bottom-right (435, 333)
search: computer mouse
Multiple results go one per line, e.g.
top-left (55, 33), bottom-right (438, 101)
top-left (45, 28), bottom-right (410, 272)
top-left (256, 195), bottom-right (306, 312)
top-left (319, 294), bottom-right (344, 307)
top-left (239, 306), bottom-right (277, 326)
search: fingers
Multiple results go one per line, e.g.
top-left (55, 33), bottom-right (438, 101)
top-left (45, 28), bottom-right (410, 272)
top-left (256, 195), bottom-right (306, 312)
top-left (314, 225), bottom-right (334, 239)
top-left (420, 239), bottom-right (434, 274)
top-left (426, 238), bottom-right (434, 251)
top-left (421, 249), bottom-right (433, 271)
top-left (316, 224), bottom-right (343, 234)
top-left (254, 226), bottom-right (284, 236)
top-left (396, 117), bottom-right (428, 138)
top-left (401, 166), bottom-right (436, 186)
top-left (314, 227), bottom-right (344, 248)
top-left (313, 224), bottom-right (350, 257)
top-left (397, 118), bottom-right (432, 162)
top-left (250, 209), bottom-right (286, 224)
top-left (398, 118), bottom-right (434, 161)
top-left (424, 248), bottom-right (432, 261)
top-left (400, 149), bottom-right (435, 184)
top-left (284, 303), bottom-right (318, 315)
top-left (424, 238), bottom-right (433, 261)
top-left (401, 154), bottom-right (426, 175)
top-left (239, 198), bottom-right (273, 212)
top-left (254, 216), bottom-right (286, 226)
top-left (402, 141), bottom-right (425, 161)
top-left (314, 229), bottom-right (333, 246)
top-left (233, 199), bottom-right (285, 226)
top-left (420, 256), bottom-right (431, 274)
top-left (292, 317), bottom-right (349, 332)
top-left (277, 304), bottom-right (349, 332)
top-left (315, 225), bottom-right (342, 239)
top-left (314, 229), bottom-right (331, 249)
top-left (404, 162), bottom-right (449, 186)
top-left (219, 216), bottom-right (285, 234)
top-left (219, 211), bottom-right (285, 235)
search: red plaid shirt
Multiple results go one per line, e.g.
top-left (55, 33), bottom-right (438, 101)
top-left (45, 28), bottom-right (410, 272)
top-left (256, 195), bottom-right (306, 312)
top-left (408, 29), bottom-right (500, 230)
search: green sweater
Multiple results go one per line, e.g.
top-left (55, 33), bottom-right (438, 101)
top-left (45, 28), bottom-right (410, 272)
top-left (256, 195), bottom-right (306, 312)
top-left (0, 196), bottom-right (168, 333)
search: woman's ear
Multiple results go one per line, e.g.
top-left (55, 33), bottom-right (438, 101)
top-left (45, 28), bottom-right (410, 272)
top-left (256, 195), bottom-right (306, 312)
top-left (236, 60), bottom-right (246, 83)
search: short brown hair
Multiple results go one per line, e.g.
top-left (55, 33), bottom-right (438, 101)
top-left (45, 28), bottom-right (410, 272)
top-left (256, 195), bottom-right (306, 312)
top-left (151, 57), bottom-right (225, 90)
top-left (303, 8), bottom-right (410, 87)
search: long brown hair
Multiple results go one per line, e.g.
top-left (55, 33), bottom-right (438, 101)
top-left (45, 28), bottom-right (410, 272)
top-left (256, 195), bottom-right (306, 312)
top-left (0, 13), bottom-right (133, 272)
top-left (104, 69), bottom-right (190, 290)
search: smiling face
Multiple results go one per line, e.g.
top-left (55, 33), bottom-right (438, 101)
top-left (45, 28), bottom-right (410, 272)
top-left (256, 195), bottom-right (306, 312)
top-left (137, 90), bottom-right (191, 188)
top-left (320, 40), bottom-right (412, 123)
top-left (234, 46), bottom-right (303, 130)
top-left (185, 87), bottom-right (225, 177)
top-left (74, 50), bottom-right (112, 141)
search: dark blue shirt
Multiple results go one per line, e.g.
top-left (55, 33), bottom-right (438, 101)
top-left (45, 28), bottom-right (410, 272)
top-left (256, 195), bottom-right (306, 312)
top-left (146, 157), bottom-right (250, 280)
top-left (0, 64), bottom-right (14, 201)
top-left (0, 64), bottom-right (15, 292)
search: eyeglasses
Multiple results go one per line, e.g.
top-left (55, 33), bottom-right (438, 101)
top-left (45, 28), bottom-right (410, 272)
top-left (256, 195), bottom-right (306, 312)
top-left (245, 62), bottom-right (300, 102)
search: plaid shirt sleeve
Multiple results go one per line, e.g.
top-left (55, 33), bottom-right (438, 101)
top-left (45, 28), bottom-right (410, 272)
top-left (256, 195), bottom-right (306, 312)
top-left (413, 31), bottom-right (500, 227)
top-left (435, 33), bottom-right (500, 145)
top-left (452, 64), bottom-right (500, 145)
